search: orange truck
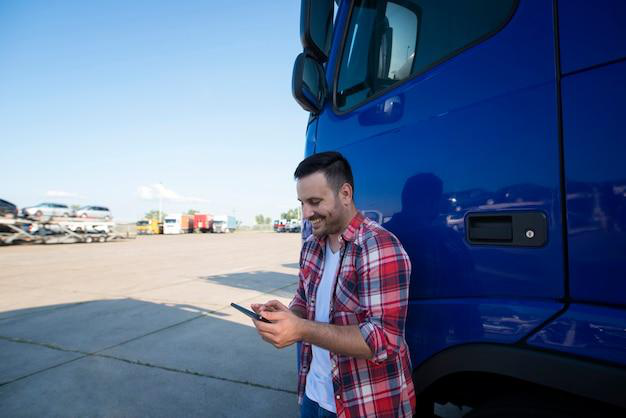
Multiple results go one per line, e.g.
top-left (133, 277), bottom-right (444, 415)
top-left (181, 214), bottom-right (194, 233)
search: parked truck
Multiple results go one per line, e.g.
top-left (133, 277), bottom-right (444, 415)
top-left (180, 214), bottom-right (194, 233)
top-left (136, 219), bottom-right (161, 235)
top-left (286, 219), bottom-right (301, 233)
top-left (193, 213), bottom-right (213, 233)
top-left (1, 216), bottom-right (122, 244)
top-left (273, 219), bottom-right (288, 233)
top-left (292, 0), bottom-right (626, 416)
top-left (212, 215), bottom-right (236, 233)
top-left (163, 214), bottom-right (180, 235)
top-left (163, 214), bottom-right (189, 234)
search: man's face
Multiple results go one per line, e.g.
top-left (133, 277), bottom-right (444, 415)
top-left (297, 172), bottom-right (347, 237)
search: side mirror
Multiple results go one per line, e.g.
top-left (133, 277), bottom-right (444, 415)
top-left (292, 52), bottom-right (327, 114)
top-left (300, 0), bottom-right (333, 62)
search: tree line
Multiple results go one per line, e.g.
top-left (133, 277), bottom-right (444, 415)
top-left (255, 207), bottom-right (301, 225)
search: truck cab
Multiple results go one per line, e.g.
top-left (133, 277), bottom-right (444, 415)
top-left (213, 215), bottom-right (236, 233)
top-left (292, 0), bottom-right (626, 415)
top-left (273, 219), bottom-right (288, 233)
top-left (163, 214), bottom-right (182, 235)
top-left (136, 219), bottom-right (161, 235)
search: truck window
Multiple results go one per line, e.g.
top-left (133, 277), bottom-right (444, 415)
top-left (335, 0), bottom-right (517, 112)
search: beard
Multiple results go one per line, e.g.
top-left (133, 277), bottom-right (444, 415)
top-left (310, 212), bottom-right (344, 237)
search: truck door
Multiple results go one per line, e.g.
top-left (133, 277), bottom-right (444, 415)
top-left (316, 0), bottom-right (566, 364)
top-left (526, 1), bottom-right (626, 366)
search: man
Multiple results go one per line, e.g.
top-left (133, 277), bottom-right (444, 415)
top-left (252, 152), bottom-right (415, 417)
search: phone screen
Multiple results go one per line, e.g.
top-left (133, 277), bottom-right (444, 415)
top-left (230, 303), bottom-right (272, 323)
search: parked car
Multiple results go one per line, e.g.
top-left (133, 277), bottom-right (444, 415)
top-left (0, 199), bottom-right (18, 233)
top-left (21, 203), bottom-right (73, 218)
top-left (75, 206), bottom-right (112, 220)
top-left (0, 199), bottom-right (18, 219)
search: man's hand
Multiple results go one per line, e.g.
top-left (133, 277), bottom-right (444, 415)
top-left (251, 300), bottom-right (373, 359)
top-left (250, 300), bottom-right (282, 315)
top-left (250, 300), bottom-right (303, 349)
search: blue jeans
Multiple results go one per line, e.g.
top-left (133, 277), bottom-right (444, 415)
top-left (300, 394), bottom-right (337, 418)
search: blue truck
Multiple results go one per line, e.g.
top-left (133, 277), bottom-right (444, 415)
top-left (292, 0), bottom-right (626, 416)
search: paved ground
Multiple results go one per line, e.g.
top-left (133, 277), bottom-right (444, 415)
top-left (0, 232), bottom-right (302, 417)
top-left (0, 232), bottom-right (468, 418)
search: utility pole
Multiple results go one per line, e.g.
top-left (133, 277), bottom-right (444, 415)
top-left (159, 182), bottom-right (163, 222)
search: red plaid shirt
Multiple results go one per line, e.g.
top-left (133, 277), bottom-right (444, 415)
top-left (290, 212), bottom-right (415, 417)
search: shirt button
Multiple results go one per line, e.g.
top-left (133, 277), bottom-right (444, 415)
top-left (336, 395), bottom-right (340, 400)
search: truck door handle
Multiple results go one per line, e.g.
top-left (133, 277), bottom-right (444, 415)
top-left (468, 215), bottom-right (513, 242)
top-left (466, 212), bottom-right (547, 247)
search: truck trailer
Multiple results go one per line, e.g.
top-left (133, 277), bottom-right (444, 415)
top-left (193, 213), bottom-right (213, 233)
top-left (0, 216), bottom-right (123, 245)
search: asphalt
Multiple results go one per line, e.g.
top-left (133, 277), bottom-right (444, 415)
top-left (0, 232), bottom-right (302, 417)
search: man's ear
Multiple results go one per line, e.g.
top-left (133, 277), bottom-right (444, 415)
top-left (339, 182), bottom-right (353, 206)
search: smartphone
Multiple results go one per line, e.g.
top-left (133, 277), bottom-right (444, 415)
top-left (230, 303), bottom-right (272, 323)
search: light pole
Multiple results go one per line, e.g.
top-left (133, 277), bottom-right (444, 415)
top-left (159, 182), bottom-right (163, 223)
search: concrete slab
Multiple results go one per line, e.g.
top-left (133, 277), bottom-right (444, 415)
top-left (130, 271), bottom-right (298, 307)
top-left (0, 234), bottom-right (300, 298)
top-left (241, 283), bottom-right (299, 306)
top-left (128, 280), bottom-right (261, 309)
top-left (102, 311), bottom-right (298, 392)
top-left (125, 273), bottom-right (298, 319)
top-left (0, 298), bottom-right (201, 353)
top-left (0, 339), bottom-right (83, 384)
top-left (197, 270), bottom-right (298, 297)
top-left (0, 232), bottom-right (303, 416)
top-left (0, 269), bottom-right (196, 297)
top-left (0, 355), bottom-right (298, 417)
top-left (0, 284), bottom-right (107, 320)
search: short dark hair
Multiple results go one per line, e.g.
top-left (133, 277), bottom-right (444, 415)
top-left (294, 151), bottom-right (355, 196)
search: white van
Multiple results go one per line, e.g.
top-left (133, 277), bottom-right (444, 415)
top-left (163, 214), bottom-right (182, 234)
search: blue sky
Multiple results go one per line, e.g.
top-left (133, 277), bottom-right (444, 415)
top-left (0, 0), bottom-right (309, 224)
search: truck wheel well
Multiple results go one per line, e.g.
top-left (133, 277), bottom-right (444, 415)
top-left (416, 371), bottom-right (622, 417)
top-left (411, 344), bottom-right (626, 415)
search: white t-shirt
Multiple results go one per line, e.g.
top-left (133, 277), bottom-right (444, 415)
top-left (305, 241), bottom-right (340, 413)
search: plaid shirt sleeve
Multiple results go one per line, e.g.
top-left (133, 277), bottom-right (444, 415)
top-left (289, 242), bottom-right (309, 314)
top-left (356, 233), bottom-right (411, 364)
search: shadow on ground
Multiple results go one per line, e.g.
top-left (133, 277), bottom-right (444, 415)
top-left (0, 298), bottom-right (298, 417)
top-left (282, 263), bottom-right (299, 270)
top-left (198, 271), bottom-right (297, 299)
